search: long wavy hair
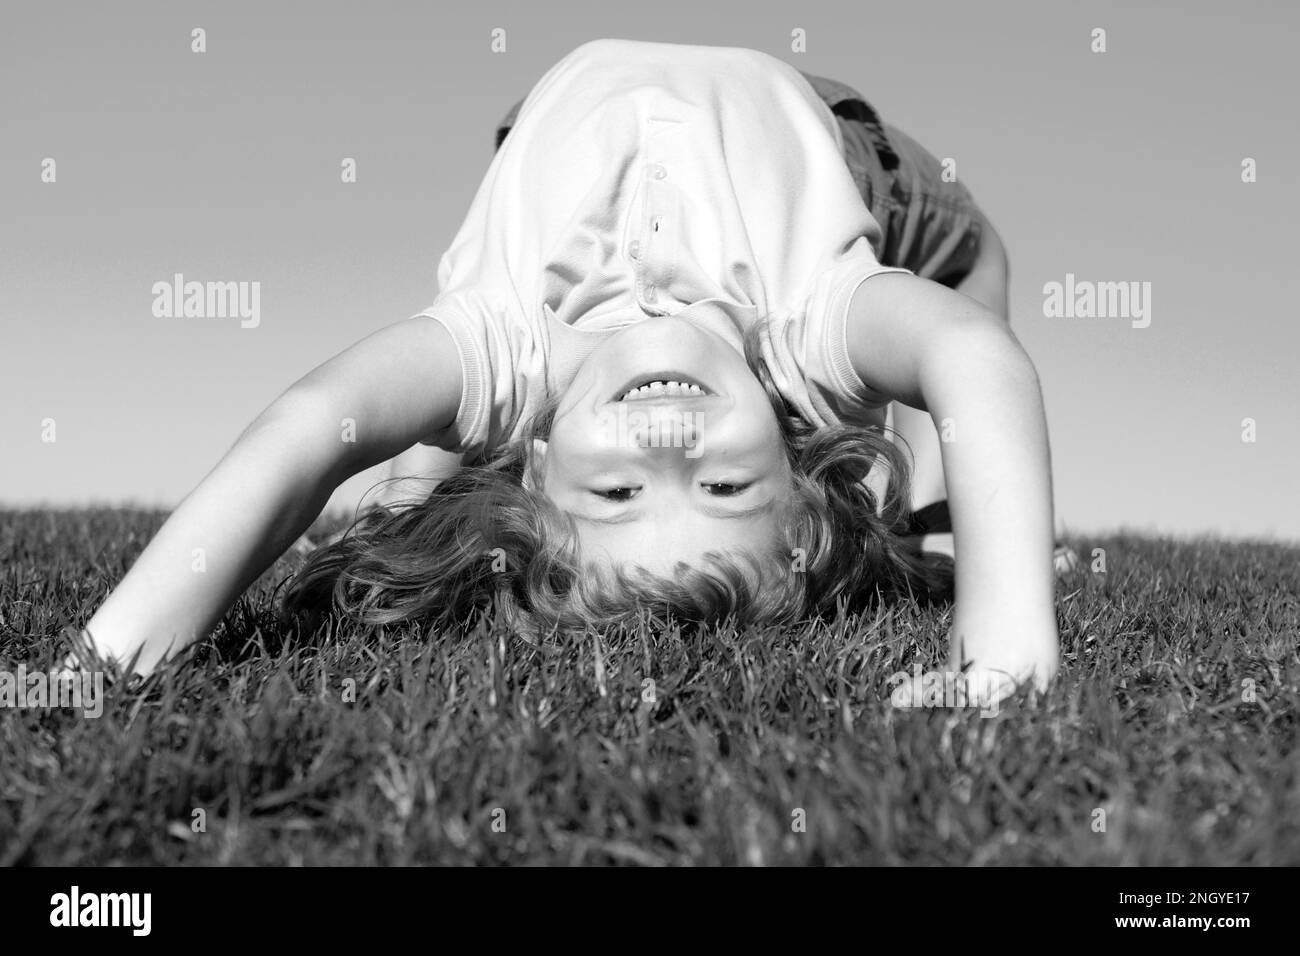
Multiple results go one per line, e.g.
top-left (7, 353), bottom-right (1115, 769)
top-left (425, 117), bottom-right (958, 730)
top-left (281, 324), bottom-right (952, 638)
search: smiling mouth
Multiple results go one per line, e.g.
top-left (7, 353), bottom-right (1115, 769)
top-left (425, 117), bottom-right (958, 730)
top-left (614, 375), bottom-right (714, 403)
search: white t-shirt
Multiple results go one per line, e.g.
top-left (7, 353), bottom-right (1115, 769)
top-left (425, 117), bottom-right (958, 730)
top-left (416, 39), bottom-right (909, 461)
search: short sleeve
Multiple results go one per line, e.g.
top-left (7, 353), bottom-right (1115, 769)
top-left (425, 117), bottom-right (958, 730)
top-left (756, 236), bottom-right (909, 432)
top-left (801, 238), bottom-right (911, 417)
top-left (410, 291), bottom-right (495, 460)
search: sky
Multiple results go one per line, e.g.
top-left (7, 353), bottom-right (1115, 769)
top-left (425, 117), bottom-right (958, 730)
top-left (2, 0), bottom-right (1297, 541)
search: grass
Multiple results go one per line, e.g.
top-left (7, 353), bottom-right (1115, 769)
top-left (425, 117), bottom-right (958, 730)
top-left (1, 508), bottom-right (1297, 865)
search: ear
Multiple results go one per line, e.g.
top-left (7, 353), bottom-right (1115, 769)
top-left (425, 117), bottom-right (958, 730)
top-left (521, 438), bottom-right (548, 490)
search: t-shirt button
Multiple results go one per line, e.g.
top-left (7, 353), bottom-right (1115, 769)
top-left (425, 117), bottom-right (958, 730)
top-left (652, 163), bottom-right (667, 180)
top-left (629, 240), bottom-right (640, 259)
top-left (644, 285), bottom-right (657, 302)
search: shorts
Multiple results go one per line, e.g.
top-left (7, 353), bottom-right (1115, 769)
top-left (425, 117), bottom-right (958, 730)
top-left (492, 65), bottom-right (987, 290)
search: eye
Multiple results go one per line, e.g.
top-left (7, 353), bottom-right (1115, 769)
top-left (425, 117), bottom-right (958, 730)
top-left (594, 487), bottom-right (639, 501)
top-left (702, 482), bottom-right (749, 496)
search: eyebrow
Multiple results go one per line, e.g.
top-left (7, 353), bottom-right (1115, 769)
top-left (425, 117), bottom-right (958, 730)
top-left (571, 497), bottom-right (777, 525)
top-left (698, 498), bottom-right (778, 520)
top-left (571, 511), bottom-right (641, 526)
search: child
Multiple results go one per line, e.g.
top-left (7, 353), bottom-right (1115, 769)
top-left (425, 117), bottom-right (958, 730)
top-left (73, 39), bottom-right (1061, 695)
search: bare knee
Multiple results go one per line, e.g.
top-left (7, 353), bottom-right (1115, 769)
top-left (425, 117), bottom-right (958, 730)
top-left (957, 213), bottom-right (1010, 322)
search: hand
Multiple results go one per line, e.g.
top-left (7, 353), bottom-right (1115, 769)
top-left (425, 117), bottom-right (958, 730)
top-left (947, 615), bottom-right (1060, 694)
top-left (58, 625), bottom-right (145, 682)
top-left (888, 663), bottom-right (1030, 717)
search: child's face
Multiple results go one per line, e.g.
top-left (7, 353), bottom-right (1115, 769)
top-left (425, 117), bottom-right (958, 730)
top-left (533, 311), bottom-right (794, 572)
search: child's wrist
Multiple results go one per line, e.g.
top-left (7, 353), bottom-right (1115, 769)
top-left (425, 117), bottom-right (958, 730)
top-left (947, 614), bottom-right (1060, 689)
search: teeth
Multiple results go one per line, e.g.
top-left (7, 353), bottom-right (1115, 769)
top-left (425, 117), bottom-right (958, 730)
top-left (620, 379), bottom-right (706, 401)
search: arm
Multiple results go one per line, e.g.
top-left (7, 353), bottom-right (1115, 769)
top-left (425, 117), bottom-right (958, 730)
top-left (846, 272), bottom-right (1058, 690)
top-left (80, 317), bottom-right (463, 677)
